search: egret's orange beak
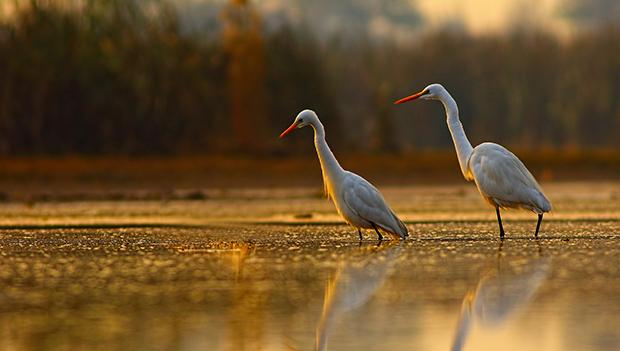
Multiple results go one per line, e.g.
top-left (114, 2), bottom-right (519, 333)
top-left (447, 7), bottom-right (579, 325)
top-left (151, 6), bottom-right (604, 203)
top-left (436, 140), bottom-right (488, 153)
top-left (279, 122), bottom-right (299, 138)
top-left (394, 90), bottom-right (427, 104)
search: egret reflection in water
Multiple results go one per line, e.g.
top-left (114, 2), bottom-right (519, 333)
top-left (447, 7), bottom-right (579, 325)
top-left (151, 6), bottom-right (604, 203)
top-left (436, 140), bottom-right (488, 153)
top-left (451, 243), bottom-right (552, 351)
top-left (316, 243), bottom-right (402, 351)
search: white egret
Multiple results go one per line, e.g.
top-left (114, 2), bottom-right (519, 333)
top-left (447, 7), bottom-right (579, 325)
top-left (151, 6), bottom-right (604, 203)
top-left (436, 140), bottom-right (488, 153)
top-left (395, 84), bottom-right (551, 238)
top-left (279, 110), bottom-right (408, 241)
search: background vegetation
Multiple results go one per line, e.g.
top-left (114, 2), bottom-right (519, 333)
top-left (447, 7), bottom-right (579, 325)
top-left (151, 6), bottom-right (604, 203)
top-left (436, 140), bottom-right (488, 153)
top-left (0, 0), bottom-right (618, 157)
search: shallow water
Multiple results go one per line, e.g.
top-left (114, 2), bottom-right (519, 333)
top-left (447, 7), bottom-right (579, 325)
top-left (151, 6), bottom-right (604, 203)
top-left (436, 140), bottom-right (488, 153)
top-left (0, 183), bottom-right (618, 350)
top-left (0, 224), bottom-right (618, 350)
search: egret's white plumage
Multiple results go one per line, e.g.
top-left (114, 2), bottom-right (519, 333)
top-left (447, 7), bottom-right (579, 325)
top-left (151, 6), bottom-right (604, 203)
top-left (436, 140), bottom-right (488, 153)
top-left (395, 84), bottom-right (551, 238)
top-left (280, 110), bottom-right (408, 240)
top-left (469, 143), bottom-right (551, 213)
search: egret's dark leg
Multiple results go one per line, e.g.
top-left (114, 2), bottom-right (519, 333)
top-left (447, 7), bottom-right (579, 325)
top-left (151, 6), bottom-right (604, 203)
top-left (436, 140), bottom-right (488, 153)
top-left (358, 229), bottom-right (363, 241)
top-left (534, 214), bottom-right (543, 239)
top-left (371, 223), bottom-right (383, 241)
top-left (496, 207), bottom-right (505, 240)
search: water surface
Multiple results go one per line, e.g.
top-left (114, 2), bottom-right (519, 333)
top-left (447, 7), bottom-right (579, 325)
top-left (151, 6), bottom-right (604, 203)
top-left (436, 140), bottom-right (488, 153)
top-left (0, 182), bottom-right (618, 350)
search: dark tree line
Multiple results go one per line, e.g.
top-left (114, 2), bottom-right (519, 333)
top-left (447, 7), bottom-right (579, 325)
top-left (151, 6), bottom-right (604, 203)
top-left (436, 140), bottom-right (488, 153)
top-left (0, 1), bottom-right (618, 155)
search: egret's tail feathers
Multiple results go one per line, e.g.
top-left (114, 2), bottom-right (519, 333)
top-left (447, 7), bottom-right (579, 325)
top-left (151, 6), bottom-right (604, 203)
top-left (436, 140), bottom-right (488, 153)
top-left (388, 211), bottom-right (409, 239)
top-left (397, 219), bottom-right (409, 239)
top-left (539, 199), bottom-right (552, 213)
top-left (534, 190), bottom-right (552, 213)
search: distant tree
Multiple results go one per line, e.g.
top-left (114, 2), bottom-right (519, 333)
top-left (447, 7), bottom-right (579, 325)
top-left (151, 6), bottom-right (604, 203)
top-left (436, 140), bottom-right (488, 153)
top-left (221, 0), bottom-right (267, 153)
top-left (263, 25), bottom-right (338, 154)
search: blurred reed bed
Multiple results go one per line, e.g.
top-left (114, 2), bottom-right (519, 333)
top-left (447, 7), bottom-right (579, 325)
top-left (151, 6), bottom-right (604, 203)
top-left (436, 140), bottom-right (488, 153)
top-left (0, 0), bottom-right (618, 157)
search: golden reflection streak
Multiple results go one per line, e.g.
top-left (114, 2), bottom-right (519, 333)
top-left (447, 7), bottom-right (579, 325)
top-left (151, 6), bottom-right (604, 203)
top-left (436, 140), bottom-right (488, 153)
top-left (316, 242), bottom-right (402, 351)
top-left (220, 242), bottom-right (268, 351)
top-left (451, 243), bottom-right (552, 351)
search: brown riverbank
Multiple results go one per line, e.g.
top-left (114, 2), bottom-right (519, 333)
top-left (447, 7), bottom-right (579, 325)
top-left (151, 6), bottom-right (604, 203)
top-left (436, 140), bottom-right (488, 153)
top-left (0, 150), bottom-right (617, 202)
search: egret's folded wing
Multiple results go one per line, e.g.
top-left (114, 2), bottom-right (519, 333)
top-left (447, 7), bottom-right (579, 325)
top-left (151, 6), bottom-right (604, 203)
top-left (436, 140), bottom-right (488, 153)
top-left (471, 145), bottom-right (550, 211)
top-left (342, 175), bottom-right (406, 236)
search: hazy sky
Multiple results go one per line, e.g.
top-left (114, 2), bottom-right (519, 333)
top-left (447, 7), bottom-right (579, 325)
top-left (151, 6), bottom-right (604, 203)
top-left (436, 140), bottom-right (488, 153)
top-left (172, 0), bottom-right (619, 40)
top-left (418, 0), bottom-right (567, 33)
top-left (2, 0), bottom-right (618, 39)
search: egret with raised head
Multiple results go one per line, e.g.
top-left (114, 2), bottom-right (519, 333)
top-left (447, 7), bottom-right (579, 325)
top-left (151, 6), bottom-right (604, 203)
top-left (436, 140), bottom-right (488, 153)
top-left (279, 110), bottom-right (408, 241)
top-left (395, 84), bottom-right (551, 238)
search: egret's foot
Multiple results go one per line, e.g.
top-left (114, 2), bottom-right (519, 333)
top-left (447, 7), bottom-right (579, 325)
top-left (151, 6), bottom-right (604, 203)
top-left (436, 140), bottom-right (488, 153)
top-left (358, 229), bottom-right (363, 241)
top-left (535, 214), bottom-right (543, 239)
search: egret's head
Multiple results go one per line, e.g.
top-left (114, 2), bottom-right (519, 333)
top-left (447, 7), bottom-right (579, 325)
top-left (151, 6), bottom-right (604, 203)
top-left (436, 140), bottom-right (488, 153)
top-left (279, 109), bottom-right (318, 138)
top-left (394, 83), bottom-right (447, 104)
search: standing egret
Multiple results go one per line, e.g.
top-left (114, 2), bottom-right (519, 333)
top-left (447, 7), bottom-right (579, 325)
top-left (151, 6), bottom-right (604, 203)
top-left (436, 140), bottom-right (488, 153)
top-left (395, 84), bottom-right (551, 238)
top-left (279, 110), bottom-right (408, 241)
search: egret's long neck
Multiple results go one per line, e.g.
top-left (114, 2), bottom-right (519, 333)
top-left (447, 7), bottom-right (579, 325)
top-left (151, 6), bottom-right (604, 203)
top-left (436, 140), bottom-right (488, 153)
top-left (440, 93), bottom-right (474, 180)
top-left (312, 122), bottom-right (345, 196)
